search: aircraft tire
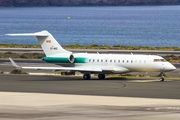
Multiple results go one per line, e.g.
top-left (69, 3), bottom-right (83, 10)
top-left (98, 74), bottom-right (105, 80)
top-left (159, 78), bottom-right (164, 82)
top-left (83, 74), bottom-right (91, 80)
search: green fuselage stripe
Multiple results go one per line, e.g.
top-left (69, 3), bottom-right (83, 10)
top-left (43, 57), bottom-right (87, 63)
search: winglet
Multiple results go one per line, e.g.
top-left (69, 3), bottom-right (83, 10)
top-left (9, 58), bottom-right (21, 68)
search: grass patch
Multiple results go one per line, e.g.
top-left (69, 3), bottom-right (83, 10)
top-left (10, 69), bottom-right (28, 74)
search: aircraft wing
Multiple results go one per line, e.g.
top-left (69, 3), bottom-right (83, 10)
top-left (9, 58), bottom-right (128, 73)
top-left (22, 66), bottom-right (102, 72)
top-left (9, 58), bottom-right (102, 72)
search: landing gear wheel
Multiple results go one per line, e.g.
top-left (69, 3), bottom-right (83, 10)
top-left (159, 78), bottom-right (164, 82)
top-left (159, 72), bottom-right (165, 82)
top-left (83, 74), bottom-right (91, 80)
top-left (98, 74), bottom-right (105, 80)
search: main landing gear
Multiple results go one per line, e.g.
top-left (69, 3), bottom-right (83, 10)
top-left (83, 74), bottom-right (91, 80)
top-left (159, 72), bottom-right (164, 82)
top-left (98, 74), bottom-right (105, 80)
top-left (83, 74), bottom-right (105, 80)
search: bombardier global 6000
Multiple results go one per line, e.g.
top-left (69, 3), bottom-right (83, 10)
top-left (7, 31), bottom-right (176, 81)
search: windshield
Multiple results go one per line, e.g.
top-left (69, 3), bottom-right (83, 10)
top-left (154, 59), bottom-right (167, 62)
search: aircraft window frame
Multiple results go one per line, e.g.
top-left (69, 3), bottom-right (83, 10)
top-left (89, 59), bottom-right (91, 62)
top-left (110, 60), bottom-right (112, 63)
top-left (154, 59), bottom-right (160, 62)
top-left (127, 60), bottom-right (129, 63)
top-left (93, 59), bottom-right (95, 62)
top-left (123, 60), bottom-right (124, 63)
top-left (153, 59), bottom-right (167, 62)
top-left (101, 59), bottom-right (103, 62)
top-left (118, 60), bottom-right (120, 63)
top-left (160, 59), bottom-right (167, 62)
top-left (131, 60), bottom-right (133, 63)
top-left (144, 60), bottom-right (146, 63)
top-left (114, 60), bottom-right (116, 63)
top-left (97, 59), bottom-right (99, 62)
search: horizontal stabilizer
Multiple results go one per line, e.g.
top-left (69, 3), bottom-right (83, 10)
top-left (6, 31), bottom-right (49, 37)
top-left (6, 30), bottom-right (71, 56)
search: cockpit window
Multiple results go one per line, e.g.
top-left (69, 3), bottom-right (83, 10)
top-left (160, 59), bottom-right (167, 62)
top-left (154, 59), bottom-right (167, 62)
top-left (154, 59), bottom-right (160, 62)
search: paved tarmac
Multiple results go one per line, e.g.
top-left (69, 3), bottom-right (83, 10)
top-left (0, 74), bottom-right (180, 99)
top-left (0, 68), bottom-right (180, 119)
top-left (1, 48), bottom-right (180, 119)
top-left (1, 91), bottom-right (180, 120)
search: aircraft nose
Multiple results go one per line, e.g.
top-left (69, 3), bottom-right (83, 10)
top-left (171, 65), bottom-right (176, 71)
top-left (165, 64), bottom-right (176, 71)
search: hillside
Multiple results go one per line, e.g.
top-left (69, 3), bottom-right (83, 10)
top-left (0, 0), bottom-right (180, 7)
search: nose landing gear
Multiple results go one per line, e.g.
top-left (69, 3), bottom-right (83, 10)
top-left (159, 72), bottom-right (165, 82)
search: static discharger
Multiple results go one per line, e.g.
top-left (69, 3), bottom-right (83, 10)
top-left (67, 17), bottom-right (70, 19)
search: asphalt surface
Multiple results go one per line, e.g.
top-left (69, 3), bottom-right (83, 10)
top-left (0, 74), bottom-right (180, 99)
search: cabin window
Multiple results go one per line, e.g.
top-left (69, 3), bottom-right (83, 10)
top-left (123, 60), bottom-right (124, 63)
top-left (118, 60), bottom-right (120, 63)
top-left (105, 60), bottom-right (107, 62)
top-left (139, 60), bottom-right (141, 63)
top-left (101, 59), bottom-right (103, 62)
top-left (114, 60), bottom-right (116, 63)
top-left (127, 60), bottom-right (129, 63)
top-left (135, 60), bottom-right (137, 63)
top-left (89, 59), bottom-right (91, 62)
top-left (144, 60), bottom-right (146, 63)
top-left (93, 59), bottom-right (95, 62)
top-left (110, 60), bottom-right (112, 63)
top-left (131, 60), bottom-right (133, 63)
top-left (97, 59), bottom-right (99, 62)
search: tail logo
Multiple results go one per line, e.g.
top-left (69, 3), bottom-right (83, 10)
top-left (46, 40), bottom-right (51, 43)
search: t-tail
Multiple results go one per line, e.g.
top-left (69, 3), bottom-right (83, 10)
top-left (6, 31), bottom-right (72, 57)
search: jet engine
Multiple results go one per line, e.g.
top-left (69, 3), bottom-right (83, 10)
top-left (42, 54), bottom-right (75, 63)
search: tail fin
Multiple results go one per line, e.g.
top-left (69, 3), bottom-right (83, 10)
top-left (6, 31), bottom-right (71, 57)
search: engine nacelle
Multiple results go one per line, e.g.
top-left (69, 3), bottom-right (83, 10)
top-left (42, 54), bottom-right (75, 63)
top-left (68, 54), bottom-right (74, 63)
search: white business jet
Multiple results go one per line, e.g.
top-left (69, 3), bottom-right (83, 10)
top-left (7, 31), bottom-right (176, 81)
